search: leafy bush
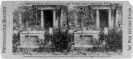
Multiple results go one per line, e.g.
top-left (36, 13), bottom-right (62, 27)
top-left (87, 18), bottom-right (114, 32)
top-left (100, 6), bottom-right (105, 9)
top-left (107, 28), bottom-right (122, 51)
top-left (99, 28), bottom-right (122, 52)
top-left (36, 29), bottom-right (73, 52)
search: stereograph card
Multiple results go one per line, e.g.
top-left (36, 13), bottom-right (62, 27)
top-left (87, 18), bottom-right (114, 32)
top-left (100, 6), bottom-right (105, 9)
top-left (1, 1), bottom-right (133, 58)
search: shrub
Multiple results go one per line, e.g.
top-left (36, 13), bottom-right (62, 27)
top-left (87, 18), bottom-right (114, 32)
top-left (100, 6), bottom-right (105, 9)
top-left (99, 28), bottom-right (122, 52)
top-left (107, 28), bottom-right (122, 51)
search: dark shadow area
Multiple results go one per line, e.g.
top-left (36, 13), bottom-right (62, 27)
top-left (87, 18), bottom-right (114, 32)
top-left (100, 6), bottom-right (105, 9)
top-left (99, 10), bottom-right (108, 29)
top-left (44, 10), bottom-right (53, 29)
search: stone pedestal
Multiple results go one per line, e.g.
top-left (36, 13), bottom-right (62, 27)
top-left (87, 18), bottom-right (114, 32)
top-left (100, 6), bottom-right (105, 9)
top-left (20, 31), bottom-right (45, 48)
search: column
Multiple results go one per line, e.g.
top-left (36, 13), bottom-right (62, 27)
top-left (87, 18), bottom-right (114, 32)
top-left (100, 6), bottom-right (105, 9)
top-left (53, 10), bottom-right (57, 28)
top-left (75, 11), bottom-right (77, 27)
top-left (41, 10), bottom-right (44, 29)
top-left (115, 11), bottom-right (118, 27)
top-left (108, 9), bottom-right (112, 28)
top-left (36, 12), bottom-right (38, 24)
top-left (60, 10), bottom-right (62, 27)
top-left (96, 10), bottom-right (100, 28)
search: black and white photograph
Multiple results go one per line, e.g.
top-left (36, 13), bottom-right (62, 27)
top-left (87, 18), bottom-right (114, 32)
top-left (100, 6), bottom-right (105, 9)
top-left (1, 1), bottom-right (132, 58)
top-left (12, 2), bottom-right (123, 55)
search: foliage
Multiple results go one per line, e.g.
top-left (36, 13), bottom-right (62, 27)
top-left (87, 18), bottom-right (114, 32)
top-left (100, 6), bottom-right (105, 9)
top-left (99, 28), bottom-right (122, 52)
top-left (36, 29), bottom-right (73, 52)
top-left (21, 6), bottom-right (36, 27)
top-left (76, 6), bottom-right (95, 28)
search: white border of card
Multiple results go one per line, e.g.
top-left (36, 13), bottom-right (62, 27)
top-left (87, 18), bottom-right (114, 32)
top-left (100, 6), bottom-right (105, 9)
top-left (1, 1), bottom-right (132, 58)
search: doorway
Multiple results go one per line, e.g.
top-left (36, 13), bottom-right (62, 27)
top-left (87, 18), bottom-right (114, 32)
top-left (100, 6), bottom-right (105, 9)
top-left (44, 10), bottom-right (53, 29)
top-left (99, 10), bottom-right (108, 29)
